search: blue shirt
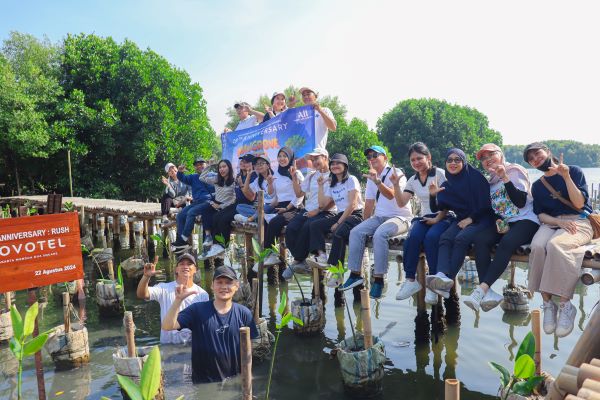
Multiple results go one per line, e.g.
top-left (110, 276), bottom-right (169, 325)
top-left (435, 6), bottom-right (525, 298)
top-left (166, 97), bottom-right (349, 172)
top-left (177, 301), bottom-right (258, 383)
top-left (177, 171), bottom-right (215, 203)
top-left (532, 165), bottom-right (592, 217)
top-left (235, 171), bottom-right (257, 204)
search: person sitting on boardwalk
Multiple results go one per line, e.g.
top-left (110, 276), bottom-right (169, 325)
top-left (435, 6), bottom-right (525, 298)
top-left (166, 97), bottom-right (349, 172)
top-left (463, 144), bottom-right (540, 312)
top-left (136, 253), bottom-right (208, 344)
top-left (199, 160), bottom-right (237, 259)
top-left (306, 153), bottom-right (364, 270)
top-left (160, 162), bottom-right (191, 226)
top-left (162, 265), bottom-right (258, 383)
top-left (339, 146), bottom-right (412, 299)
top-left (235, 154), bottom-right (276, 223)
top-left (171, 158), bottom-right (215, 253)
top-left (427, 148), bottom-right (494, 299)
top-left (394, 142), bottom-right (450, 304)
top-left (262, 146), bottom-right (305, 267)
top-left (525, 142), bottom-right (594, 337)
top-left (282, 148), bottom-right (336, 279)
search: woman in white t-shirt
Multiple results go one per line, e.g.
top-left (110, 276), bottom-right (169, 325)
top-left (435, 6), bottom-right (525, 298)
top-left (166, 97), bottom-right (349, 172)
top-left (306, 153), bottom-right (364, 269)
top-left (236, 154), bottom-right (276, 222)
top-left (463, 144), bottom-right (540, 312)
top-left (395, 142), bottom-right (453, 304)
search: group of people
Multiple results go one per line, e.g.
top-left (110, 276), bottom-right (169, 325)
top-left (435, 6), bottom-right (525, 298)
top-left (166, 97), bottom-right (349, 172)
top-left (147, 85), bottom-right (596, 385)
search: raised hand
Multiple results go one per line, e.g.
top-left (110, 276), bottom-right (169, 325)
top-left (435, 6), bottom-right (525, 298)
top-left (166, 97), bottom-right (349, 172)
top-left (317, 175), bottom-right (330, 186)
top-left (264, 104), bottom-right (273, 114)
top-left (313, 102), bottom-right (322, 112)
top-left (143, 256), bottom-right (161, 277)
top-left (178, 164), bottom-right (186, 172)
top-left (362, 168), bottom-right (379, 183)
top-left (289, 160), bottom-right (297, 180)
top-left (223, 127), bottom-right (232, 133)
top-left (161, 176), bottom-right (169, 185)
top-left (266, 171), bottom-right (275, 185)
top-left (175, 283), bottom-right (199, 301)
top-left (489, 163), bottom-right (507, 180)
top-left (548, 153), bottom-right (570, 179)
top-left (288, 95), bottom-right (297, 108)
top-left (389, 165), bottom-right (402, 186)
top-left (429, 179), bottom-right (445, 196)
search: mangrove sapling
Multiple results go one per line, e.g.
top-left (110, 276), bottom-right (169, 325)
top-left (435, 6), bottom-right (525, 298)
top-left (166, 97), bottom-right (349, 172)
top-left (9, 302), bottom-right (52, 400)
top-left (62, 201), bottom-right (75, 212)
top-left (328, 262), bottom-right (359, 349)
top-left (489, 331), bottom-right (544, 399)
top-left (117, 263), bottom-right (126, 312)
top-left (265, 291), bottom-right (303, 400)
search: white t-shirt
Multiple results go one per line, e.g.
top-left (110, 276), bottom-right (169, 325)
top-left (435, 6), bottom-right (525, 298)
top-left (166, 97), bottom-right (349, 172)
top-left (235, 115), bottom-right (258, 131)
top-left (250, 177), bottom-right (276, 205)
top-left (325, 175), bottom-right (364, 212)
top-left (148, 281), bottom-right (208, 344)
top-left (365, 165), bottom-right (412, 220)
top-left (315, 107), bottom-right (334, 150)
top-left (272, 170), bottom-right (304, 207)
top-left (404, 168), bottom-right (447, 217)
top-left (302, 170), bottom-right (333, 212)
top-left (489, 168), bottom-right (539, 224)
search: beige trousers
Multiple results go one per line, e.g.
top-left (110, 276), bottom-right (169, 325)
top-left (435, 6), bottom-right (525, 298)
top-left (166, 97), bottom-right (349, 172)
top-left (527, 216), bottom-right (593, 299)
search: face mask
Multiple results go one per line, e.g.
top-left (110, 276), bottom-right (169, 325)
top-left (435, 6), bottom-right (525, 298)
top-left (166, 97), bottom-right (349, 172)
top-left (536, 157), bottom-right (552, 172)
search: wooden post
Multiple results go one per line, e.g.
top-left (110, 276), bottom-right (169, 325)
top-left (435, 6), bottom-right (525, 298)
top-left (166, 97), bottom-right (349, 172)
top-left (5, 291), bottom-right (11, 310)
top-left (63, 292), bottom-right (71, 333)
top-left (252, 278), bottom-right (259, 323)
top-left (445, 379), bottom-right (460, 400)
top-left (532, 309), bottom-right (541, 375)
top-left (107, 258), bottom-right (115, 281)
top-left (566, 306), bottom-right (600, 368)
top-left (416, 256), bottom-right (426, 312)
top-left (509, 261), bottom-right (516, 288)
top-left (67, 149), bottom-right (74, 197)
top-left (124, 311), bottom-right (136, 357)
top-left (313, 267), bottom-right (320, 300)
top-left (91, 212), bottom-right (97, 237)
top-left (240, 327), bottom-right (252, 400)
top-left (360, 289), bottom-right (373, 349)
top-left (27, 289), bottom-right (46, 400)
top-left (245, 233), bottom-right (254, 277)
top-left (577, 388), bottom-right (600, 400)
top-left (257, 191), bottom-right (265, 317)
top-left (78, 205), bottom-right (85, 233)
top-left (112, 214), bottom-right (120, 246)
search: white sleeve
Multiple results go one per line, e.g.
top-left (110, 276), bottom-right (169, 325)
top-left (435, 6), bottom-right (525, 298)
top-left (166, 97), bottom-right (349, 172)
top-left (509, 169), bottom-right (529, 192)
top-left (436, 168), bottom-right (447, 185)
top-left (365, 180), bottom-right (377, 200)
top-left (349, 176), bottom-right (361, 192)
top-left (295, 170), bottom-right (304, 183)
top-left (250, 179), bottom-right (260, 193)
top-left (147, 284), bottom-right (163, 302)
top-left (323, 107), bottom-right (335, 121)
top-left (404, 176), bottom-right (415, 194)
top-left (300, 172), bottom-right (312, 193)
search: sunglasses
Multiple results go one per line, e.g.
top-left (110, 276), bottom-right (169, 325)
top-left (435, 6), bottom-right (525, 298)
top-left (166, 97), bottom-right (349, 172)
top-left (366, 152), bottom-right (380, 160)
top-left (446, 157), bottom-right (463, 164)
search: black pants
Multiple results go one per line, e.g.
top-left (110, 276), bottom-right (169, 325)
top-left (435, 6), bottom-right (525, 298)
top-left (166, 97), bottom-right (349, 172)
top-left (160, 193), bottom-right (174, 216)
top-left (473, 219), bottom-right (539, 286)
top-left (264, 201), bottom-right (295, 249)
top-left (309, 211), bottom-right (363, 266)
top-left (212, 203), bottom-right (238, 246)
top-left (286, 211), bottom-right (335, 261)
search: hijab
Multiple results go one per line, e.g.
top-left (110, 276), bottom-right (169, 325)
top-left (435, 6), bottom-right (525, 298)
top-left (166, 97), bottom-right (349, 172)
top-left (437, 148), bottom-right (492, 217)
top-left (277, 146), bottom-right (295, 179)
top-left (488, 151), bottom-right (531, 190)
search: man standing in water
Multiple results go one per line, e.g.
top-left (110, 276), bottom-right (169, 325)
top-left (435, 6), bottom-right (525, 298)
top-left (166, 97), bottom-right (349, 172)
top-left (162, 265), bottom-right (258, 383)
top-left (137, 253), bottom-right (208, 344)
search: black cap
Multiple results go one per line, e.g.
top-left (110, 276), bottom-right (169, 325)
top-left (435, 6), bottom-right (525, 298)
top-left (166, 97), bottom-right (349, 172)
top-left (193, 157), bottom-right (207, 165)
top-left (176, 253), bottom-right (197, 266)
top-left (329, 153), bottom-right (349, 166)
top-left (213, 266), bottom-right (237, 281)
top-left (239, 154), bottom-right (255, 162)
top-left (523, 142), bottom-right (548, 163)
top-left (234, 101), bottom-right (250, 109)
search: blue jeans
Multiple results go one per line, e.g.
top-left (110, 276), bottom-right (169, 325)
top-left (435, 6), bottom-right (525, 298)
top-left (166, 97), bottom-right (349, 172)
top-left (236, 203), bottom-right (275, 220)
top-left (402, 216), bottom-right (452, 279)
top-left (176, 202), bottom-right (211, 241)
top-left (436, 219), bottom-right (491, 279)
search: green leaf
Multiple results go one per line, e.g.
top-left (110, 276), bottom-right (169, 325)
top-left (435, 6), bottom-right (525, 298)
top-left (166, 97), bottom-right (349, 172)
top-left (277, 292), bottom-right (287, 316)
top-left (489, 362), bottom-right (510, 388)
top-left (291, 316), bottom-right (304, 326)
top-left (512, 376), bottom-right (544, 396)
top-left (140, 346), bottom-right (162, 400)
top-left (279, 312), bottom-right (292, 328)
top-left (514, 354), bottom-right (536, 379)
top-left (81, 244), bottom-right (89, 254)
top-left (23, 302), bottom-right (39, 337)
top-left (23, 333), bottom-right (48, 356)
top-left (117, 264), bottom-right (124, 287)
top-left (117, 375), bottom-right (143, 400)
top-left (214, 234), bottom-right (225, 245)
top-left (516, 331), bottom-right (536, 360)
top-left (91, 248), bottom-right (104, 254)
top-left (10, 305), bottom-right (23, 340)
top-left (150, 234), bottom-right (162, 242)
top-left (251, 238), bottom-right (261, 259)
top-left (9, 337), bottom-right (22, 359)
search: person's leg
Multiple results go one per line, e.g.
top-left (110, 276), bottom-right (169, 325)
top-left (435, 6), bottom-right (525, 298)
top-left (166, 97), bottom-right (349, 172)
top-left (347, 217), bottom-right (382, 273)
top-left (160, 194), bottom-right (173, 217)
top-left (309, 213), bottom-right (340, 255)
top-left (212, 204), bottom-right (237, 246)
top-left (175, 204), bottom-right (191, 242)
top-left (182, 203), bottom-right (207, 240)
top-left (296, 213), bottom-right (332, 261)
top-left (435, 221), bottom-right (461, 276)
top-left (265, 213), bottom-right (287, 249)
top-left (422, 218), bottom-right (452, 275)
top-left (372, 217), bottom-right (408, 276)
top-left (236, 204), bottom-right (256, 218)
top-left (472, 225), bottom-right (501, 286)
top-left (402, 219), bottom-right (429, 280)
top-left (285, 213), bottom-right (308, 259)
top-left (527, 224), bottom-right (556, 297)
top-left (445, 221), bottom-right (490, 279)
top-left (328, 214), bottom-right (363, 266)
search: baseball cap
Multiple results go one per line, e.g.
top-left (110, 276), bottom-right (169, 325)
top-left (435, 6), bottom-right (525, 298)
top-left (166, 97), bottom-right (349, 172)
top-left (364, 145), bottom-right (387, 157)
top-left (305, 148), bottom-right (329, 159)
top-left (176, 253), bottom-right (197, 266)
top-left (329, 153), bottom-right (349, 166)
top-left (522, 142), bottom-right (549, 163)
top-left (213, 265), bottom-right (238, 281)
top-left (234, 101), bottom-right (250, 109)
top-left (193, 157), bottom-right (207, 165)
top-left (476, 143), bottom-right (503, 160)
top-left (299, 87), bottom-right (317, 96)
top-left (164, 162), bottom-right (176, 173)
top-left (270, 92), bottom-right (285, 104)
top-left (252, 153), bottom-right (270, 165)
top-left (239, 154), bottom-right (255, 163)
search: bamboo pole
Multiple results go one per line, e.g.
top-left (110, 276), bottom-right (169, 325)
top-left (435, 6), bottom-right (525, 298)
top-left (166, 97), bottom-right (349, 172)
top-left (67, 149), bottom-right (74, 197)
top-left (578, 364), bottom-right (600, 388)
top-left (63, 292), bottom-right (71, 333)
top-left (577, 388), bottom-right (600, 400)
top-left (252, 278), bottom-right (259, 324)
top-left (5, 292), bottom-right (11, 310)
top-left (313, 267), bottom-right (320, 300)
top-left (360, 289), bottom-right (373, 349)
top-left (567, 307), bottom-right (600, 368)
top-left (416, 256), bottom-right (426, 312)
top-left (532, 309), bottom-right (541, 375)
top-left (583, 379), bottom-right (600, 393)
top-left (565, 395), bottom-right (585, 400)
top-left (257, 191), bottom-right (265, 317)
top-left (240, 327), bottom-right (252, 400)
top-left (27, 289), bottom-right (46, 400)
top-left (107, 259), bottom-right (115, 281)
top-left (445, 379), bottom-right (460, 400)
top-left (124, 311), bottom-right (136, 357)
top-left (509, 261), bottom-right (516, 288)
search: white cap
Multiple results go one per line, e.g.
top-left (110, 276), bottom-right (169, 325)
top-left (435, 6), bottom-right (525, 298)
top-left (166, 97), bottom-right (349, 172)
top-left (304, 148), bottom-right (329, 158)
top-left (164, 163), bottom-right (176, 173)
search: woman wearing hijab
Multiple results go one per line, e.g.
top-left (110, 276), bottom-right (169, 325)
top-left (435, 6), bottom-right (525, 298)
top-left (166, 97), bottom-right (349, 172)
top-left (427, 148), bottom-right (494, 298)
top-left (463, 144), bottom-right (540, 313)
top-left (262, 146), bottom-right (305, 266)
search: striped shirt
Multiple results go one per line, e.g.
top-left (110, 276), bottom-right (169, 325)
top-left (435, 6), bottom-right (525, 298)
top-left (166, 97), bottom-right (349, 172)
top-left (199, 170), bottom-right (236, 209)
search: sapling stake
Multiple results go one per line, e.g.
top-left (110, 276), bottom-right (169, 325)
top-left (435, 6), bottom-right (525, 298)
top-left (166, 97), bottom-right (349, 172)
top-left (269, 241), bottom-right (307, 304)
top-left (342, 291), bottom-right (358, 351)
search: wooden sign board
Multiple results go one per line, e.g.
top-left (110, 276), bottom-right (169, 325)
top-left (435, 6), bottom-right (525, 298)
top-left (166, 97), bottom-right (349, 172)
top-left (0, 212), bottom-right (83, 292)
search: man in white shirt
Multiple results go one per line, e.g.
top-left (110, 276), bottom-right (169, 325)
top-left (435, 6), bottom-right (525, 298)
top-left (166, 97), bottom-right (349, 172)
top-left (299, 87), bottom-right (337, 151)
top-left (233, 101), bottom-right (264, 131)
top-left (136, 253), bottom-right (208, 344)
top-left (340, 146), bottom-right (413, 299)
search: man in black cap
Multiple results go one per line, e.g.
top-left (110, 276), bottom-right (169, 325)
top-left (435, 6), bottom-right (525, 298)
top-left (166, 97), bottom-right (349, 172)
top-left (162, 265), bottom-right (258, 383)
top-left (233, 101), bottom-right (264, 131)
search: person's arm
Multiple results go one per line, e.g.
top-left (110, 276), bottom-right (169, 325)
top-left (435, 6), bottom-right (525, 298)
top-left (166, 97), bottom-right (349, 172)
top-left (242, 173), bottom-right (257, 201)
top-left (332, 190), bottom-right (358, 231)
top-left (292, 166), bottom-right (305, 198)
top-left (317, 176), bottom-right (333, 209)
top-left (198, 168), bottom-right (217, 184)
top-left (314, 104), bottom-right (337, 131)
top-left (162, 284), bottom-right (199, 331)
top-left (248, 107), bottom-right (265, 123)
top-left (363, 199), bottom-right (375, 220)
top-left (177, 168), bottom-right (194, 186)
top-left (538, 212), bottom-right (579, 235)
top-left (136, 258), bottom-right (161, 300)
top-left (548, 155), bottom-right (586, 210)
top-left (504, 181), bottom-right (528, 208)
top-left (266, 173), bottom-right (275, 196)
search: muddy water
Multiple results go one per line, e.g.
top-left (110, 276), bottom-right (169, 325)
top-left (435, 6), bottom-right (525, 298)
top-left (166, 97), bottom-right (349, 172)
top-left (0, 234), bottom-right (598, 400)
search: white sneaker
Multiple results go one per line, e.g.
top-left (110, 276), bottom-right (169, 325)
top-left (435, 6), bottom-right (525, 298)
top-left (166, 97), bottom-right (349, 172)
top-left (427, 272), bottom-right (454, 292)
top-left (480, 288), bottom-right (504, 312)
top-left (425, 288), bottom-right (439, 305)
top-left (306, 253), bottom-right (329, 270)
top-left (234, 214), bottom-right (248, 223)
top-left (264, 253), bottom-right (280, 266)
top-left (395, 280), bottom-right (422, 301)
top-left (206, 244), bottom-right (225, 258)
top-left (555, 301), bottom-right (576, 338)
top-left (430, 286), bottom-right (450, 299)
top-left (542, 300), bottom-right (558, 334)
top-left (290, 260), bottom-right (311, 275)
top-left (463, 286), bottom-right (485, 312)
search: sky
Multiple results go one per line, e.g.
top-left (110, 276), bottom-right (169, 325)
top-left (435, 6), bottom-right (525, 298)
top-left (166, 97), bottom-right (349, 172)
top-left (2, 0), bottom-right (599, 145)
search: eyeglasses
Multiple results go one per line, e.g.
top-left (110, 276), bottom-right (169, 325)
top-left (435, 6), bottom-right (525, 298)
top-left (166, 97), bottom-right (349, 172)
top-left (254, 161), bottom-right (267, 166)
top-left (480, 151), bottom-right (498, 162)
top-left (366, 152), bottom-right (380, 160)
top-left (446, 157), bottom-right (463, 164)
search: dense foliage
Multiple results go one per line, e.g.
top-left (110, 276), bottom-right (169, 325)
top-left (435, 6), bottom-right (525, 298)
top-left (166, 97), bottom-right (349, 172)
top-left (504, 140), bottom-right (600, 167)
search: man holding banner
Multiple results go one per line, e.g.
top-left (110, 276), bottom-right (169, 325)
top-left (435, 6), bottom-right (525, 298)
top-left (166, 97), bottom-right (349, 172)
top-left (299, 86), bottom-right (337, 151)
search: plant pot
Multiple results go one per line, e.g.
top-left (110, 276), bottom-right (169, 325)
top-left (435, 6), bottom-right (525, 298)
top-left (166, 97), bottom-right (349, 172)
top-left (44, 322), bottom-right (90, 370)
top-left (251, 318), bottom-right (274, 360)
top-left (291, 298), bottom-right (325, 336)
top-left (0, 311), bottom-right (12, 343)
top-left (233, 281), bottom-right (254, 310)
top-left (120, 257), bottom-right (145, 279)
top-left (96, 280), bottom-right (124, 316)
top-left (336, 334), bottom-right (386, 398)
top-left (501, 285), bottom-right (532, 313)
